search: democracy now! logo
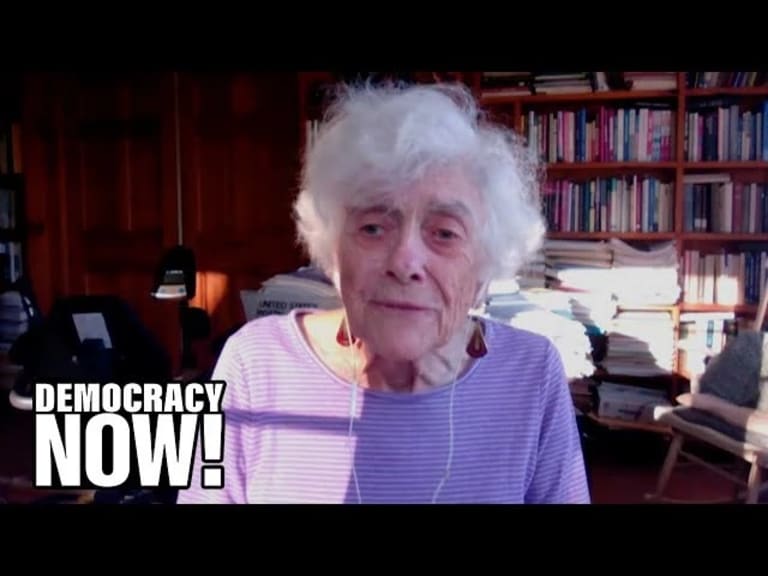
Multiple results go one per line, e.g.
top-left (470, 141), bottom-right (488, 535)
top-left (34, 381), bottom-right (226, 490)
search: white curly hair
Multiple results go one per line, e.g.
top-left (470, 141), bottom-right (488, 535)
top-left (293, 80), bottom-right (546, 290)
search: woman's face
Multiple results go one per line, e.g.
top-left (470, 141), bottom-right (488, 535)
top-left (336, 166), bottom-right (486, 361)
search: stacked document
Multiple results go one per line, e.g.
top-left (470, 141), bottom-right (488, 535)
top-left (241, 267), bottom-right (342, 321)
top-left (515, 250), bottom-right (546, 289)
top-left (540, 238), bottom-right (618, 335)
top-left (543, 238), bottom-right (680, 307)
top-left (609, 238), bottom-right (680, 306)
top-left (602, 308), bottom-right (677, 376)
top-left (596, 381), bottom-right (672, 422)
top-left (599, 239), bottom-right (679, 377)
top-left (507, 307), bottom-right (597, 379)
top-left (482, 286), bottom-right (597, 380)
top-left (484, 236), bottom-right (683, 379)
top-left (544, 239), bottom-right (615, 294)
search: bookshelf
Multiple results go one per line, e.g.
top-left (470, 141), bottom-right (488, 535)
top-left (0, 72), bottom-right (29, 388)
top-left (473, 71), bottom-right (768, 400)
top-left (297, 71), bottom-right (768, 402)
top-left (0, 76), bottom-right (25, 288)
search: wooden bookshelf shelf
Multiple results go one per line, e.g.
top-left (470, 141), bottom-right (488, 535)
top-left (683, 162), bottom-right (768, 170)
top-left (679, 303), bottom-right (758, 314)
top-left (684, 86), bottom-right (768, 97)
top-left (681, 233), bottom-right (768, 241)
top-left (545, 162), bottom-right (678, 173)
top-left (548, 232), bottom-right (677, 241)
top-left (481, 89), bottom-right (678, 106)
top-left (586, 411), bottom-right (672, 435)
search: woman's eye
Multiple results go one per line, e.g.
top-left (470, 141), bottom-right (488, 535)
top-left (360, 224), bottom-right (383, 236)
top-left (434, 228), bottom-right (459, 241)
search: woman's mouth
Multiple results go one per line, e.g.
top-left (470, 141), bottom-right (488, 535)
top-left (371, 300), bottom-right (430, 311)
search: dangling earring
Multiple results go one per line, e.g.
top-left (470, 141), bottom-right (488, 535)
top-left (337, 316), bottom-right (354, 347)
top-left (466, 318), bottom-right (488, 358)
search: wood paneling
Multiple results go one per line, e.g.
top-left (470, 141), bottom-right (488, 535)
top-left (178, 72), bottom-right (304, 341)
top-left (23, 73), bottom-right (56, 313)
top-left (23, 72), bottom-right (181, 369)
top-left (22, 71), bottom-right (305, 373)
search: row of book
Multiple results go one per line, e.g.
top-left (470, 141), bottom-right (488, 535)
top-left (686, 72), bottom-right (767, 89)
top-left (682, 249), bottom-right (767, 306)
top-left (542, 176), bottom-right (675, 233)
top-left (677, 310), bottom-right (736, 380)
top-left (521, 107), bottom-right (676, 164)
top-left (683, 174), bottom-right (768, 234)
top-left (684, 99), bottom-right (768, 162)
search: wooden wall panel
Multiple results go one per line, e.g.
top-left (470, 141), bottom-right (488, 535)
top-left (23, 72), bottom-right (182, 370)
top-left (179, 72), bottom-right (305, 341)
top-left (23, 73), bottom-right (57, 313)
top-left (23, 71), bottom-right (306, 374)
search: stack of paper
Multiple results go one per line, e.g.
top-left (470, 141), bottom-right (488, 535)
top-left (240, 267), bottom-right (342, 321)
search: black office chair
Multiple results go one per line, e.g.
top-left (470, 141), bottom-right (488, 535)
top-left (9, 294), bottom-right (172, 410)
top-left (7, 294), bottom-right (177, 504)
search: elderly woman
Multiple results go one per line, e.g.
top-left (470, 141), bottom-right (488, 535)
top-left (177, 81), bottom-right (590, 504)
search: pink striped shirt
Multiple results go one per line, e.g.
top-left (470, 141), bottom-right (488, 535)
top-left (177, 310), bottom-right (590, 504)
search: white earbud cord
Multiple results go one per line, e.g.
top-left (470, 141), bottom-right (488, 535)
top-left (343, 314), bottom-right (363, 504)
top-left (431, 365), bottom-right (459, 503)
top-left (344, 314), bottom-right (464, 504)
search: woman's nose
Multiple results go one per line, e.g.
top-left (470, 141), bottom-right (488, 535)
top-left (386, 228), bottom-right (426, 283)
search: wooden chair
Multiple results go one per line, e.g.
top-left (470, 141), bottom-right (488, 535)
top-left (647, 281), bottom-right (768, 504)
top-left (647, 408), bottom-right (767, 503)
